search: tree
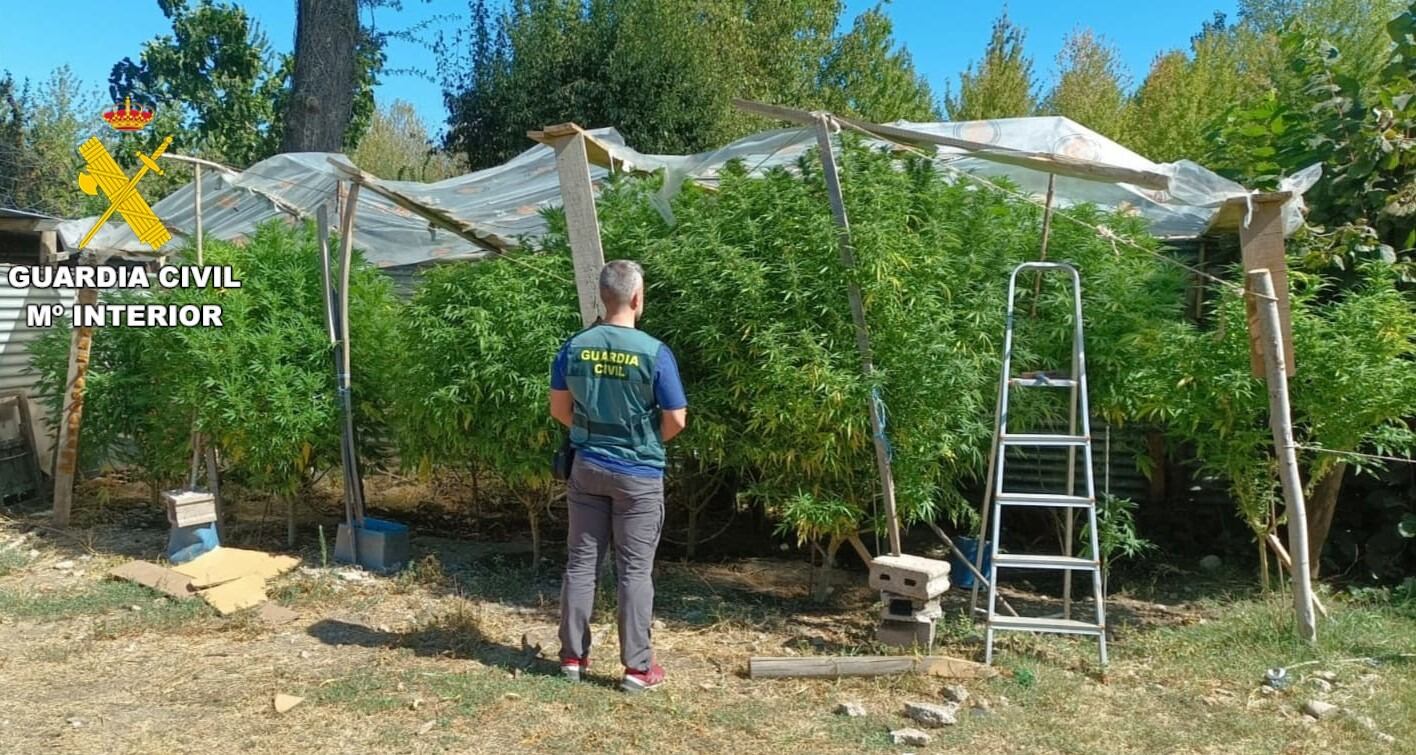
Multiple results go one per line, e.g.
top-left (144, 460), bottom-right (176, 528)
top-left (440, 0), bottom-right (937, 169)
top-left (1043, 29), bottom-right (1129, 139)
top-left (281, 0), bottom-right (361, 152)
top-left (353, 100), bottom-right (466, 180)
top-left (110, 0), bottom-right (383, 173)
top-left (109, 0), bottom-right (287, 169)
top-left (817, 8), bottom-right (937, 123)
top-left (1122, 21), bottom-right (1279, 162)
top-left (1197, 4), bottom-right (1416, 574)
top-left (943, 11), bottom-right (1037, 121)
top-left (0, 68), bottom-right (106, 217)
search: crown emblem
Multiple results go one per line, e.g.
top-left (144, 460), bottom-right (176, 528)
top-left (102, 97), bottom-right (155, 132)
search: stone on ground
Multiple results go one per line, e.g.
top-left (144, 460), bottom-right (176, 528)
top-left (904, 701), bottom-right (959, 728)
top-left (1301, 700), bottom-right (1339, 720)
top-left (273, 694), bottom-right (304, 714)
top-left (834, 701), bottom-right (867, 717)
top-left (890, 728), bottom-right (932, 746)
top-left (941, 684), bottom-right (969, 704)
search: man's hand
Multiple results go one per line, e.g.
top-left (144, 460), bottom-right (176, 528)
top-left (661, 408), bottom-right (687, 442)
top-left (549, 389), bottom-right (573, 428)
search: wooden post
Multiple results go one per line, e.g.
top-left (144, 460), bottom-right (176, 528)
top-left (51, 287), bottom-right (99, 526)
top-left (813, 114), bottom-right (902, 556)
top-left (539, 125), bottom-right (607, 327)
top-left (194, 164), bottom-right (204, 265)
top-left (1239, 193), bottom-right (1295, 377)
top-left (1249, 268), bottom-right (1317, 643)
top-left (38, 231), bottom-right (58, 265)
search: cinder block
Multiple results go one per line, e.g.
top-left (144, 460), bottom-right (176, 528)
top-left (869, 554), bottom-right (951, 601)
top-left (880, 592), bottom-right (942, 621)
top-left (876, 615), bottom-right (936, 649)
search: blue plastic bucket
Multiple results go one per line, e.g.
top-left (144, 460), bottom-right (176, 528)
top-left (950, 536), bottom-right (990, 590)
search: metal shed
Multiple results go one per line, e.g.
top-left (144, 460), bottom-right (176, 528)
top-left (0, 207), bottom-right (69, 481)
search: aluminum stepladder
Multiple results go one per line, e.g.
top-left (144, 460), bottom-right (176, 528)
top-left (982, 261), bottom-right (1107, 666)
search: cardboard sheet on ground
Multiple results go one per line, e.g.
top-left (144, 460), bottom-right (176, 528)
top-left (171, 547), bottom-right (300, 588)
top-left (108, 560), bottom-right (198, 600)
top-left (199, 574), bottom-right (268, 615)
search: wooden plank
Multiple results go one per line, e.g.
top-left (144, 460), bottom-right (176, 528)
top-left (109, 560), bottom-right (198, 601)
top-left (542, 128), bottom-right (608, 327)
top-left (527, 123), bottom-right (634, 172)
top-left (199, 574), bottom-right (267, 615)
top-left (51, 287), bottom-right (98, 526)
top-left (733, 99), bottom-right (1171, 191)
top-left (38, 231), bottom-right (58, 265)
top-left (1239, 195), bottom-right (1295, 377)
top-left (749, 655), bottom-right (997, 680)
top-left (812, 115), bottom-right (902, 555)
top-left (326, 157), bottom-right (511, 255)
top-left (1251, 268), bottom-right (1317, 644)
top-left (1265, 533), bottom-right (1329, 618)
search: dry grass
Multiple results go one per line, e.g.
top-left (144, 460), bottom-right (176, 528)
top-left (0, 492), bottom-right (1414, 754)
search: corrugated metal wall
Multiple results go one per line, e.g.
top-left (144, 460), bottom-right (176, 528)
top-left (0, 265), bottom-right (73, 473)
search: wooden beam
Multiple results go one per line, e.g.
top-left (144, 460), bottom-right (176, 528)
top-left (749, 655), bottom-right (997, 680)
top-left (327, 157), bottom-right (511, 255)
top-left (51, 287), bottom-right (99, 526)
top-left (38, 231), bottom-right (58, 265)
top-left (534, 125), bottom-right (607, 327)
top-left (1239, 194), bottom-right (1295, 377)
top-left (813, 114), bottom-right (902, 556)
top-left (1251, 268), bottom-right (1317, 644)
top-left (733, 99), bottom-right (1171, 191)
top-left (527, 122), bottom-right (636, 173)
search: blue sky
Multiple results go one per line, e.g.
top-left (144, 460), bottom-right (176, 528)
top-left (2, 0), bottom-right (1239, 136)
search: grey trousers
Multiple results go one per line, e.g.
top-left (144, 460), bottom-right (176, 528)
top-left (558, 456), bottom-right (664, 672)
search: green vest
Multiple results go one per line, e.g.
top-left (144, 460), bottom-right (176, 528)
top-left (564, 324), bottom-right (666, 468)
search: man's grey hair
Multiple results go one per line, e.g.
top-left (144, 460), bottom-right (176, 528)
top-left (599, 259), bottom-right (644, 309)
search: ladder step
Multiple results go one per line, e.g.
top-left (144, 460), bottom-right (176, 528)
top-left (994, 553), bottom-right (1099, 571)
top-left (1009, 376), bottom-right (1077, 389)
top-left (995, 493), bottom-right (1094, 508)
top-left (1000, 433), bottom-right (1089, 446)
top-left (989, 615), bottom-right (1104, 636)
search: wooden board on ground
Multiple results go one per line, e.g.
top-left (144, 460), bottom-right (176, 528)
top-left (199, 574), bottom-right (267, 615)
top-left (749, 655), bottom-right (997, 680)
top-left (171, 547), bottom-right (300, 588)
top-left (108, 560), bottom-right (197, 601)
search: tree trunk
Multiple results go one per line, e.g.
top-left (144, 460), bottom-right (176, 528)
top-left (1304, 462), bottom-right (1347, 578)
top-left (685, 502), bottom-right (701, 560)
top-left (1145, 430), bottom-right (1167, 505)
top-left (286, 494), bottom-right (297, 549)
top-left (281, 0), bottom-right (359, 153)
top-left (528, 504), bottom-right (542, 566)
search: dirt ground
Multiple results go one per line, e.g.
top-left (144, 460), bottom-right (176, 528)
top-left (1, 476), bottom-right (1414, 754)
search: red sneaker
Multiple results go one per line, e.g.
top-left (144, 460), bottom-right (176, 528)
top-left (561, 657), bottom-right (588, 681)
top-left (621, 663), bottom-right (666, 694)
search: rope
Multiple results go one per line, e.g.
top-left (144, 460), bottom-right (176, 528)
top-left (1296, 445), bottom-right (1416, 466)
top-left (830, 118), bottom-right (1279, 304)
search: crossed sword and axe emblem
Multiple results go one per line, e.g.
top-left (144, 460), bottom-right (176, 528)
top-left (76, 135), bottom-right (174, 251)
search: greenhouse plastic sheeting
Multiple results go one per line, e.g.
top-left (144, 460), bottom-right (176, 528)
top-left (56, 117), bottom-right (1313, 268)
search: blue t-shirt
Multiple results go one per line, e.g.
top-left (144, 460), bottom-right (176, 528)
top-left (551, 336), bottom-right (687, 478)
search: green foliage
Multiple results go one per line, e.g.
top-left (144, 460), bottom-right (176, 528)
top-left (1136, 264), bottom-right (1416, 530)
top-left (352, 99), bottom-right (467, 181)
top-left (1209, 4), bottom-right (1416, 271)
top-left (943, 11), bottom-right (1037, 120)
top-left (107, 0), bottom-right (383, 178)
top-left (440, 0), bottom-right (937, 169)
top-left (0, 67), bottom-right (107, 216)
top-left (1042, 29), bottom-right (1129, 140)
top-left (565, 143), bottom-right (1182, 546)
top-left (1123, 23), bottom-right (1280, 162)
top-left (109, 0), bottom-right (288, 172)
top-left (30, 222), bottom-right (400, 495)
top-left (394, 253), bottom-right (580, 486)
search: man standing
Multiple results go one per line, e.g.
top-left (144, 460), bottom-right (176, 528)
top-left (549, 260), bottom-right (687, 693)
